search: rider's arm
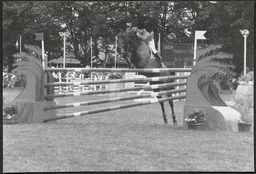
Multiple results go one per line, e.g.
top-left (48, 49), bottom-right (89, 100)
top-left (136, 29), bottom-right (148, 41)
top-left (131, 27), bottom-right (138, 32)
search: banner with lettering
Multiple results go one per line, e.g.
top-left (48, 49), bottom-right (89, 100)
top-left (161, 43), bottom-right (207, 68)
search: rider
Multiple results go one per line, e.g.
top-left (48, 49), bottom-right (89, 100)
top-left (131, 27), bottom-right (165, 67)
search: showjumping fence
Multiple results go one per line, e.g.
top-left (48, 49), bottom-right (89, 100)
top-left (43, 67), bottom-right (192, 122)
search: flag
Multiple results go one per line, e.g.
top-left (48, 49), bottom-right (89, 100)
top-left (195, 31), bottom-right (206, 40)
top-left (35, 32), bottom-right (44, 41)
top-left (185, 28), bottom-right (192, 37)
top-left (167, 33), bottom-right (176, 40)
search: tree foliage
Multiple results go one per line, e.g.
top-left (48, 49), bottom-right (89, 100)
top-left (3, 1), bottom-right (254, 74)
top-left (193, 1), bottom-right (254, 74)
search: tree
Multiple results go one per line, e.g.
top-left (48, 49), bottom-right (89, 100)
top-left (3, 1), bottom-right (254, 73)
top-left (3, 2), bottom-right (35, 71)
top-left (193, 1), bottom-right (254, 74)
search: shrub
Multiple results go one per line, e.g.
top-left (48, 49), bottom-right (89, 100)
top-left (3, 104), bottom-right (17, 119)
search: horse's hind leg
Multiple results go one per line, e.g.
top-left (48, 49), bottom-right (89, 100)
top-left (7, 82), bottom-right (11, 88)
top-left (157, 96), bottom-right (168, 124)
top-left (168, 100), bottom-right (178, 125)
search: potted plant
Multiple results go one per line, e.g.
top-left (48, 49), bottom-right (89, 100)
top-left (237, 120), bottom-right (252, 132)
top-left (226, 96), bottom-right (253, 132)
top-left (237, 71), bottom-right (254, 85)
top-left (233, 99), bottom-right (252, 132)
top-left (185, 108), bottom-right (206, 130)
top-left (230, 71), bottom-right (254, 132)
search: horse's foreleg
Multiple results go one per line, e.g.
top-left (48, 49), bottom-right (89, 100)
top-left (129, 63), bottom-right (135, 69)
top-left (168, 100), bottom-right (178, 125)
top-left (157, 96), bottom-right (168, 124)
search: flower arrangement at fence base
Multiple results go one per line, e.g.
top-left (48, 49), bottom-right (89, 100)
top-left (185, 108), bottom-right (206, 126)
top-left (3, 104), bottom-right (17, 119)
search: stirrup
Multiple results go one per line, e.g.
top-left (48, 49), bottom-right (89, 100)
top-left (153, 53), bottom-right (164, 67)
top-left (160, 62), bottom-right (166, 68)
top-left (157, 59), bottom-right (165, 68)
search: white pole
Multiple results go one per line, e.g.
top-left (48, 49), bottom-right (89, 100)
top-left (19, 35), bottom-right (22, 53)
top-left (244, 36), bottom-right (247, 76)
top-left (193, 36), bottom-right (197, 66)
top-left (158, 33), bottom-right (161, 54)
top-left (115, 36), bottom-right (117, 68)
top-left (91, 37), bottom-right (93, 68)
top-left (58, 72), bottom-right (62, 93)
top-left (240, 29), bottom-right (249, 76)
top-left (42, 40), bottom-right (45, 69)
top-left (63, 37), bottom-right (66, 68)
top-left (59, 32), bottom-right (70, 68)
top-left (193, 31), bottom-right (206, 66)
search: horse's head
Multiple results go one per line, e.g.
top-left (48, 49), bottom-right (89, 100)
top-left (117, 29), bottom-right (138, 67)
top-left (117, 31), bottom-right (128, 58)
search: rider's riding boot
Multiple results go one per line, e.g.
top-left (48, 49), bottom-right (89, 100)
top-left (153, 52), bottom-right (166, 68)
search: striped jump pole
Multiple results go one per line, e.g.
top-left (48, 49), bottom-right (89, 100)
top-left (44, 88), bottom-right (186, 111)
top-left (45, 67), bottom-right (192, 73)
top-left (44, 94), bottom-right (186, 122)
top-left (44, 81), bottom-right (186, 99)
top-left (45, 75), bottom-right (189, 87)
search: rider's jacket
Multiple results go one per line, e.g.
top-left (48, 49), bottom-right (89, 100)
top-left (131, 27), bottom-right (154, 43)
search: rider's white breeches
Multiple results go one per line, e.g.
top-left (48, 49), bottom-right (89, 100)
top-left (148, 39), bottom-right (157, 54)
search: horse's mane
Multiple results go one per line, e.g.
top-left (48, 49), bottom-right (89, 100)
top-left (123, 29), bottom-right (139, 47)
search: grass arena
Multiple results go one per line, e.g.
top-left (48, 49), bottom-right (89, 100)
top-left (3, 88), bottom-right (254, 172)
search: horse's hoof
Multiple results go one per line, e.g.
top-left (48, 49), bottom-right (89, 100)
top-left (173, 121), bottom-right (178, 126)
top-left (164, 118), bottom-right (168, 124)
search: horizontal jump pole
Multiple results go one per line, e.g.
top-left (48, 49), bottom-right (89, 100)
top-left (45, 67), bottom-right (192, 73)
top-left (44, 88), bottom-right (186, 111)
top-left (44, 94), bottom-right (186, 122)
top-left (45, 75), bottom-right (189, 87)
top-left (44, 81), bottom-right (186, 99)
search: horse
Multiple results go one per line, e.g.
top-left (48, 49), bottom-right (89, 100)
top-left (117, 28), bottom-right (177, 125)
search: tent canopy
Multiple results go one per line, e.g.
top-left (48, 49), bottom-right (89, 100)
top-left (48, 54), bottom-right (80, 64)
